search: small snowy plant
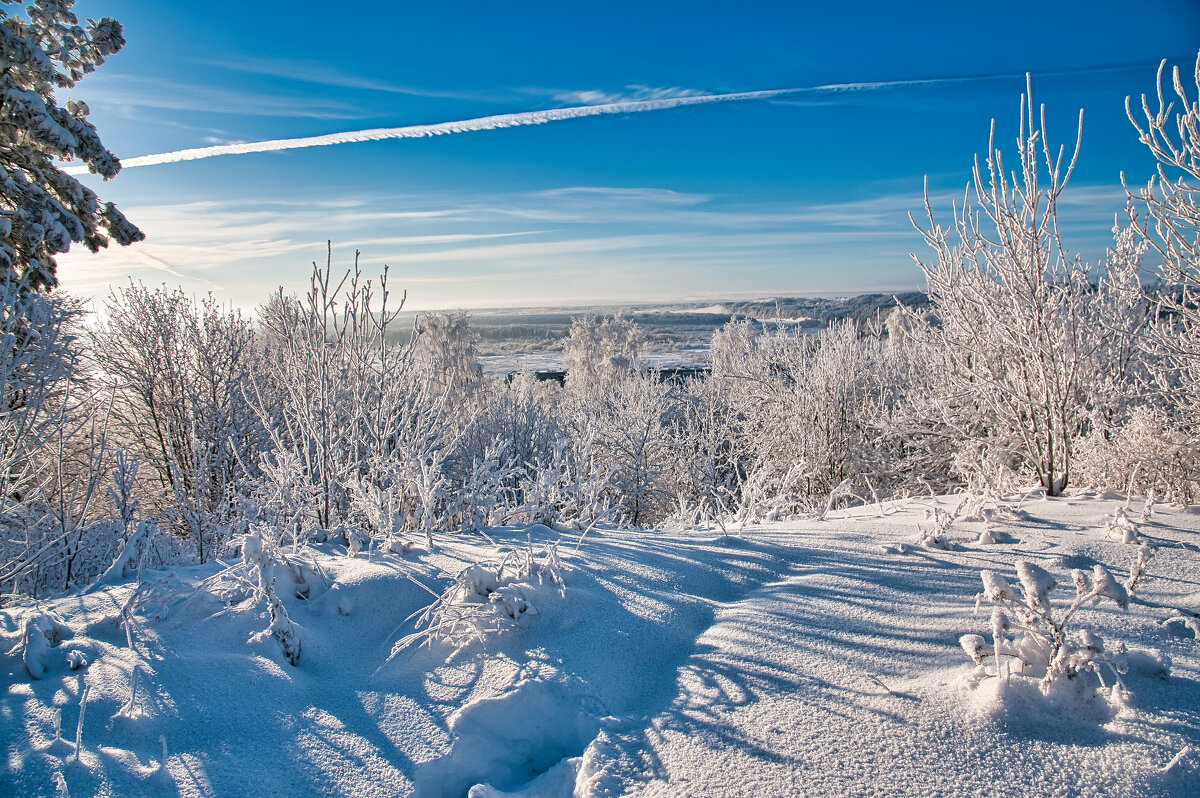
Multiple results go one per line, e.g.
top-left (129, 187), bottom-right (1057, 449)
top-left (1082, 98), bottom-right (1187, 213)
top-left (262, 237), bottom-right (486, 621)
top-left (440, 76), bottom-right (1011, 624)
top-left (382, 540), bottom-right (567, 667)
top-left (1106, 507), bottom-right (1139, 544)
top-left (916, 497), bottom-right (967, 549)
top-left (241, 531), bottom-right (307, 666)
top-left (962, 560), bottom-right (1134, 696)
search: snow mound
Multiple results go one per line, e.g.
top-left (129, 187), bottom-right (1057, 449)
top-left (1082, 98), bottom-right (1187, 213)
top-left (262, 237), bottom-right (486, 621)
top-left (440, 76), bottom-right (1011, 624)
top-left (21, 611), bottom-right (74, 680)
top-left (415, 678), bottom-right (604, 798)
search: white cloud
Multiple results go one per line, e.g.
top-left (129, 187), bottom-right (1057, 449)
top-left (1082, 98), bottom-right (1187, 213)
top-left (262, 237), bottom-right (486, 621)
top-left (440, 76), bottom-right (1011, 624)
top-left (548, 85), bottom-right (708, 106)
top-left (209, 55), bottom-right (486, 101)
top-left (78, 73), bottom-right (369, 119)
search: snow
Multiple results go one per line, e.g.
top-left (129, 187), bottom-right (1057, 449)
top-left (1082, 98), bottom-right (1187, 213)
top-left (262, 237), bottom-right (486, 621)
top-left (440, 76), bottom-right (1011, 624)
top-left (3, 493), bottom-right (1199, 796)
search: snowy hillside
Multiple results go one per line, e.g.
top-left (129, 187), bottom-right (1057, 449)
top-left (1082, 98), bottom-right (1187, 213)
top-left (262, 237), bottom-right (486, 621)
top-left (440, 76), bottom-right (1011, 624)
top-left (4, 492), bottom-right (1198, 797)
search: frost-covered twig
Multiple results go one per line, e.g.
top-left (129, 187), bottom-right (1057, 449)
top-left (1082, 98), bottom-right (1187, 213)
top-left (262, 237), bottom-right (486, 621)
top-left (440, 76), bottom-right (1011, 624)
top-left (114, 666), bottom-right (140, 719)
top-left (1160, 746), bottom-right (1191, 773)
top-left (73, 685), bottom-right (89, 763)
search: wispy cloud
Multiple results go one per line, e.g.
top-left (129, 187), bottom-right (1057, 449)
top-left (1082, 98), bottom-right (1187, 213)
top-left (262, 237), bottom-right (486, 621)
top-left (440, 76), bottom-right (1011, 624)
top-left (79, 73), bottom-right (368, 120)
top-left (57, 176), bottom-right (1127, 310)
top-left (209, 55), bottom-right (486, 101)
top-left (546, 85), bottom-right (707, 106)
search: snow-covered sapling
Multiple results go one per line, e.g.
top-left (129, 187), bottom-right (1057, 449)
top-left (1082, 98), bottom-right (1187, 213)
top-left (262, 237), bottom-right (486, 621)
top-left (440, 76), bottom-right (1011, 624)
top-left (262, 588), bottom-right (302, 666)
top-left (1126, 543), bottom-right (1154, 597)
top-left (242, 531), bottom-right (305, 666)
top-left (54, 772), bottom-right (69, 798)
top-left (916, 497), bottom-right (967, 549)
top-left (1139, 489), bottom-right (1156, 524)
top-left (964, 559), bottom-right (1131, 694)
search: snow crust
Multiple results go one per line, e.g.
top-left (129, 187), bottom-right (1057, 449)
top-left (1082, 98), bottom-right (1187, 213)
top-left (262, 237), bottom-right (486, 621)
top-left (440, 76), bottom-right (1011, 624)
top-left (2, 493), bottom-right (1199, 796)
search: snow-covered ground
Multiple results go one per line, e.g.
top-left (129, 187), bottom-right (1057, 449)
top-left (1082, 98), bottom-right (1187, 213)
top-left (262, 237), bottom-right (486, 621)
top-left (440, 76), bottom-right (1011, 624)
top-left (4, 493), bottom-right (1199, 797)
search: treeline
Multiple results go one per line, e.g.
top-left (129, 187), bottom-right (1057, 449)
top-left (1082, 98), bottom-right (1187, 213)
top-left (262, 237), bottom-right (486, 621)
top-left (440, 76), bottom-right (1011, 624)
top-left (3, 59), bottom-right (1200, 602)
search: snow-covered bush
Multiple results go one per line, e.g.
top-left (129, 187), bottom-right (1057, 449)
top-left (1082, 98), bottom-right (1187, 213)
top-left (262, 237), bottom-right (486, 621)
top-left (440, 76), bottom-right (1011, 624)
top-left (666, 379), bottom-right (742, 530)
top-left (912, 78), bottom-right (1135, 497)
top-left (92, 282), bottom-right (261, 561)
top-left (21, 609), bottom-right (73, 679)
top-left (514, 433), bottom-right (618, 530)
top-left (1125, 52), bottom-right (1200, 434)
top-left (563, 313), bottom-right (644, 395)
top-left (0, 275), bottom-right (85, 508)
top-left (448, 436), bottom-right (516, 532)
top-left (1075, 405), bottom-right (1199, 505)
top-left (581, 369), bottom-right (676, 527)
top-left (250, 247), bottom-right (425, 535)
top-left (386, 540), bottom-right (566, 662)
top-left (412, 311), bottom-right (482, 406)
top-left (0, 276), bottom-right (117, 599)
top-left (963, 560), bottom-right (1135, 697)
top-left (704, 317), bottom-right (925, 518)
top-left (916, 497), bottom-right (966, 549)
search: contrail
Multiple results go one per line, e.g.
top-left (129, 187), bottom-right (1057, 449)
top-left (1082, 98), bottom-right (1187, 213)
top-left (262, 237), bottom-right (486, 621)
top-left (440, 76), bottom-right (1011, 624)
top-left (63, 68), bottom-right (1132, 173)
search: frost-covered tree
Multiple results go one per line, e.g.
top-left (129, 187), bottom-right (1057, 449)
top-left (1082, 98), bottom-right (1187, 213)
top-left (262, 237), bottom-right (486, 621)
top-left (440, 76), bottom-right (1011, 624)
top-left (251, 247), bottom-right (428, 537)
top-left (91, 283), bottom-right (261, 561)
top-left (1125, 52), bottom-right (1200, 431)
top-left (0, 274), bottom-right (95, 596)
top-left (563, 313), bottom-right (644, 394)
top-left (0, 0), bottom-right (142, 289)
top-left (913, 78), bottom-right (1105, 496)
top-left (705, 318), bottom-right (920, 516)
top-left (590, 369), bottom-right (676, 526)
top-left (413, 311), bottom-right (482, 403)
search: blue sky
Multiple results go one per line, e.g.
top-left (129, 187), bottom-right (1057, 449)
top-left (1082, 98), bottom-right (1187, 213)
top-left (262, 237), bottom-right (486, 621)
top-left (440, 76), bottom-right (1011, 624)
top-left (56, 0), bottom-right (1200, 310)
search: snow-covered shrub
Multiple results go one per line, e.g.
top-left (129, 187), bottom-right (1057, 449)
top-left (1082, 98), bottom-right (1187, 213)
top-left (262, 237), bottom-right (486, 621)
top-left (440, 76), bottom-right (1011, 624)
top-left (563, 313), bottom-right (644, 395)
top-left (386, 540), bottom-right (567, 662)
top-left (1126, 52), bottom-right (1200, 434)
top-left (412, 311), bottom-right (482, 406)
top-left (664, 379), bottom-right (742, 531)
top-left (705, 317), bottom-right (924, 518)
top-left (92, 282), bottom-right (261, 561)
top-left (0, 276), bottom-right (85, 506)
top-left (916, 497), bottom-right (966, 549)
top-left (514, 434), bottom-right (618, 530)
top-left (1074, 406), bottom-right (1199, 504)
top-left (963, 560), bottom-right (1136, 697)
top-left (0, 276), bottom-right (111, 599)
top-left (21, 610), bottom-right (73, 679)
top-left (2, 513), bottom-right (125, 601)
top-left (94, 520), bottom-right (157, 586)
top-left (1106, 507), bottom-right (1140, 544)
top-left (448, 437), bottom-right (517, 532)
top-left (251, 249), bottom-right (416, 531)
top-left (580, 369), bottom-right (677, 527)
top-left (911, 79), bottom-right (1143, 497)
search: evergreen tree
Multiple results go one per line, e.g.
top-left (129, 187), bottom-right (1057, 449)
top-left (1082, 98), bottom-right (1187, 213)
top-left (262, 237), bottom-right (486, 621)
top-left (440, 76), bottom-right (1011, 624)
top-left (1, 0), bottom-right (142, 290)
